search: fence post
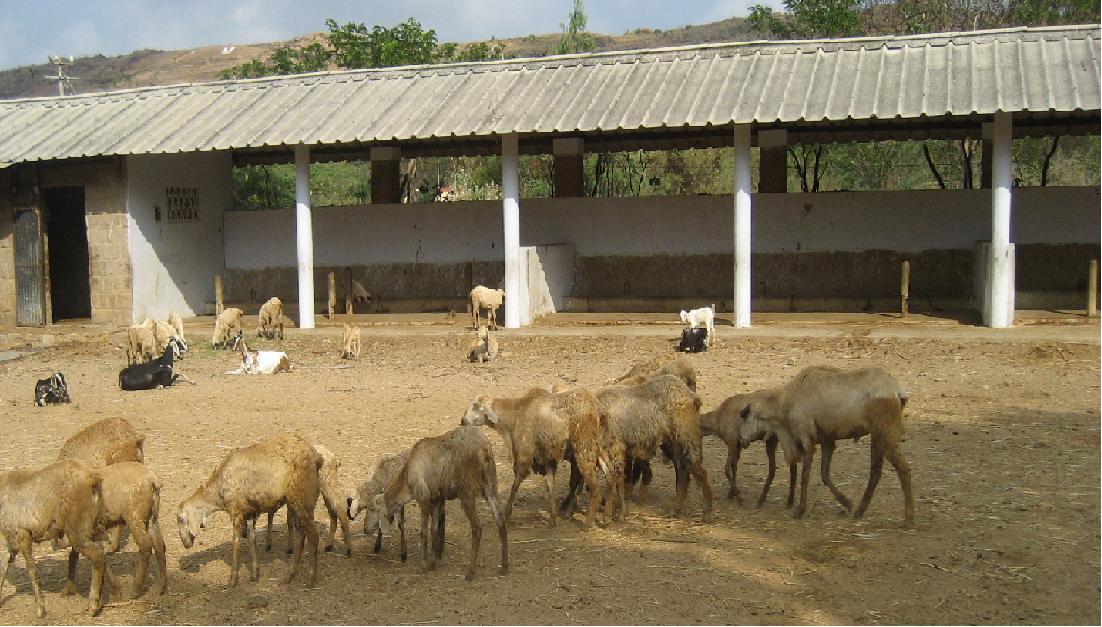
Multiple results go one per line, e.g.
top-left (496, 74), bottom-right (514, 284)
top-left (1088, 259), bottom-right (1098, 318)
top-left (214, 274), bottom-right (224, 315)
top-left (900, 260), bottom-right (910, 318)
top-left (327, 271), bottom-right (336, 320)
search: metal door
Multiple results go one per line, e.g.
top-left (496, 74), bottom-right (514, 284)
top-left (14, 208), bottom-right (45, 326)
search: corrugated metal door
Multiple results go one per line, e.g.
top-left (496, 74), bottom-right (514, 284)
top-left (14, 208), bottom-right (46, 326)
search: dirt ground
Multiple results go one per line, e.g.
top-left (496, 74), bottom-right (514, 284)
top-left (0, 321), bottom-right (1098, 625)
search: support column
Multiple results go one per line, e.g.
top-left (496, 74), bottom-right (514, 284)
top-left (733, 124), bottom-right (752, 328)
top-left (758, 129), bottom-right (788, 193)
top-left (987, 112), bottom-right (1014, 328)
top-left (502, 133), bottom-right (524, 328)
top-left (295, 144), bottom-right (315, 329)
top-left (553, 137), bottom-right (584, 197)
top-left (370, 146), bottom-right (401, 204)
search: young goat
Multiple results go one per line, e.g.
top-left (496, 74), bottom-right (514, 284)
top-left (34, 372), bottom-right (71, 406)
top-left (678, 304), bottom-right (715, 347)
top-left (226, 337), bottom-right (292, 375)
top-left (341, 324), bottom-right (361, 359)
top-left (740, 366), bottom-right (914, 527)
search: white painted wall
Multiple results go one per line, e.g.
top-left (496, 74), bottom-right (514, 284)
top-left (224, 187), bottom-right (1100, 269)
top-left (127, 152), bottom-right (231, 321)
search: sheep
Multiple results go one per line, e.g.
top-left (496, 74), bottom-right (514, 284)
top-left (466, 325), bottom-right (499, 363)
top-left (699, 391), bottom-right (795, 508)
top-left (461, 387), bottom-right (617, 528)
top-left (54, 462), bottom-right (167, 598)
top-left (563, 374), bottom-right (714, 522)
top-left (225, 337), bottom-right (292, 375)
top-left (0, 459), bottom-right (108, 618)
top-left (257, 444), bottom-right (353, 558)
top-left (126, 319), bottom-right (157, 365)
top-left (605, 355), bottom-right (698, 391)
top-left (468, 285), bottom-right (504, 330)
top-left (679, 304), bottom-right (716, 347)
top-left (34, 372), bottom-right (71, 406)
top-left (364, 426), bottom-right (507, 580)
top-left (57, 417), bottom-right (145, 468)
top-left (346, 450), bottom-right (411, 561)
top-left (176, 433), bottom-right (322, 587)
top-left (212, 307), bottom-right (244, 349)
top-left (257, 297), bottom-right (285, 340)
top-left (739, 365), bottom-right (915, 528)
top-left (149, 319), bottom-right (187, 360)
top-left (341, 323), bottom-right (361, 359)
top-left (168, 312), bottom-right (186, 344)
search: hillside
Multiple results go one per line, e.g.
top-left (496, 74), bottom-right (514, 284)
top-left (0, 17), bottom-right (757, 100)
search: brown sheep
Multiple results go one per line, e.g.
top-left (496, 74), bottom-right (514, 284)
top-left (257, 297), bottom-right (285, 340)
top-left (605, 355), bottom-right (698, 391)
top-left (212, 307), bottom-right (244, 349)
top-left (341, 323), bottom-right (361, 359)
top-left (57, 417), bottom-right (145, 468)
top-left (91, 462), bottom-right (167, 598)
top-left (740, 366), bottom-right (915, 528)
top-left (347, 450), bottom-right (411, 561)
top-left (177, 433), bottom-right (322, 587)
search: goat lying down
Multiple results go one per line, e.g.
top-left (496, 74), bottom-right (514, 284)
top-left (225, 337), bottom-right (292, 375)
top-left (119, 340), bottom-right (193, 391)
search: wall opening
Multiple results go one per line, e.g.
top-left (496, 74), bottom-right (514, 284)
top-left (44, 186), bottom-right (91, 321)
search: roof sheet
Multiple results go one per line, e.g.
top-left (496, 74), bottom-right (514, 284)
top-left (0, 24), bottom-right (1098, 166)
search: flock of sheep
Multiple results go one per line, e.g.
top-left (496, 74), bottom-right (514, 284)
top-left (0, 292), bottom-right (917, 620)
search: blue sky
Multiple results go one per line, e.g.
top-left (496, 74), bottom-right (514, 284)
top-left (0, 0), bottom-right (778, 70)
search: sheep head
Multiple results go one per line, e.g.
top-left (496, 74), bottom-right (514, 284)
top-left (460, 396), bottom-right (498, 427)
top-left (365, 493), bottom-right (395, 536)
top-left (176, 492), bottom-right (213, 549)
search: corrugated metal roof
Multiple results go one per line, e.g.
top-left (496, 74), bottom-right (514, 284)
top-left (0, 24), bottom-right (1098, 166)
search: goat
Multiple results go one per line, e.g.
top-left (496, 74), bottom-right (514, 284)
top-left (679, 304), bottom-right (716, 347)
top-left (34, 372), bottom-right (71, 406)
top-left (119, 340), bottom-right (190, 391)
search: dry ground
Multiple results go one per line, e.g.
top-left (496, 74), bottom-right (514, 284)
top-left (0, 323), bottom-right (1098, 625)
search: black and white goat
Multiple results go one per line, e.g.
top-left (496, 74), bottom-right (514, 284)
top-left (678, 327), bottom-right (709, 353)
top-left (34, 372), bottom-right (71, 406)
top-left (119, 338), bottom-right (191, 391)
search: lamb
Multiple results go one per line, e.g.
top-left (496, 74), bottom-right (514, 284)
top-left (212, 307), bottom-right (244, 349)
top-left (126, 319), bottom-right (157, 365)
top-left (225, 337), bottom-right (292, 375)
top-left (34, 372), bottom-right (71, 406)
top-left (341, 323), bottom-right (361, 359)
top-left (0, 459), bottom-right (108, 618)
top-left (605, 355), bottom-right (698, 391)
top-left (466, 325), bottom-right (499, 363)
top-left (257, 297), bottom-right (285, 340)
top-left (176, 433), bottom-right (322, 587)
top-left (461, 387), bottom-right (617, 528)
top-left (699, 391), bottom-right (795, 507)
top-left (57, 417), bottom-right (145, 467)
top-left (468, 285), bottom-right (504, 330)
top-left (364, 426), bottom-right (507, 580)
top-left (346, 450), bottom-right (411, 561)
top-left (679, 304), bottom-right (716, 347)
top-left (739, 366), bottom-right (915, 528)
top-left (563, 375), bottom-right (714, 522)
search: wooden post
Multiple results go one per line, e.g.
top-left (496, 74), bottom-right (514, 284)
top-left (900, 260), bottom-right (910, 318)
top-left (1088, 259), bottom-right (1098, 318)
top-left (327, 271), bottom-right (336, 319)
top-left (214, 274), bottom-right (224, 315)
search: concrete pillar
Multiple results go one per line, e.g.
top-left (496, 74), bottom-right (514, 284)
top-left (758, 129), bottom-right (788, 193)
top-left (502, 133), bottom-right (524, 328)
top-left (295, 144), bottom-right (315, 329)
top-left (733, 124), bottom-right (752, 328)
top-left (553, 137), bottom-right (584, 197)
top-left (371, 146), bottom-right (401, 204)
top-left (986, 112), bottom-right (1014, 328)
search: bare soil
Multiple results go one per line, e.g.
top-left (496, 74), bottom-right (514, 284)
top-left (0, 326), bottom-right (1098, 625)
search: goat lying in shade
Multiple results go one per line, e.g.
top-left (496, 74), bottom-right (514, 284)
top-left (34, 372), bottom-right (71, 406)
top-left (119, 339), bottom-right (192, 391)
top-left (225, 337), bottom-right (292, 375)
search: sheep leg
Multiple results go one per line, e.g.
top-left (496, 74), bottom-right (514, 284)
top-left (757, 437), bottom-right (777, 507)
top-left (128, 518), bottom-right (153, 597)
top-left (246, 517), bottom-right (260, 582)
top-left (433, 504), bottom-right (446, 560)
top-left (726, 443), bottom-right (742, 504)
top-left (75, 539), bottom-right (106, 617)
top-left (17, 532), bottom-right (45, 618)
top-left (148, 517), bottom-right (168, 595)
top-left (482, 484), bottom-right (509, 575)
top-left (106, 526), bottom-right (124, 554)
top-left (419, 505), bottom-right (430, 571)
top-left (820, 440), bottom-right (853, 513)
top-left (576, 454), bottom-right (602, 529)
top-left (504, 463), bottom-right (530, 522)
top-left (671, 449), bottom-right (691, 516)
top-left (62, 549), bottom-right (79, 596)
top-left (636, 459), bottom-right (653, 503)
top-left (557, 463), bottom-right (581, 518)
top-left (265, 512), bottom-right (274, 552)
top-left (886, 444), bottom-right (915, 529)
top-left (854, 438), bottom-right (885, 522)
top-left (285, 509), bottom-right (297, 555)
top-left (786, 461), bottom-right (797, 507)
top-left (0, 545), bottom-right (13, 604)
top-left (793, 445), bottom-right (815, 519)
top-left (228, 515), bottom-right (244, 588)
top-left (544, 465), bottom-right (558, 527)
top-left (398, 506), bottom-right (408, 562)
top-left (460, 497), bottom-right (482, 581)
top-left (372, 528), bottom-right (383, 554)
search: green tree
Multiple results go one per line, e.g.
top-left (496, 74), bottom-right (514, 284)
top-left (553, 0), bottom-right (595, 54)
top-left (749, 0), bottom-right (862, 38)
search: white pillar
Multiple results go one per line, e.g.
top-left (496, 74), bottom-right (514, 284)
top-left (295, 144), bottom-right (315, 329)
top-left (733, 124), bottom-right (752, 328)
top-left (501, 134), bottom-right (523, 328)
top-left (987, 112), bottom-right (1014, 328)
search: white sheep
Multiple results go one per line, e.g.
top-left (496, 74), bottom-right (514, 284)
top-left (678, 304), bottom-right (716, 347)
top-left (257, 297), bottom-right (285, 340)
top-left (211, 307), bottom-right (244, 349)
top-left (469, 285), bottom-right (504, 330)
top-left (341, 324), bottom-right (361, 359)
top-left (167, 312), bottom-right (186, 344)
top-left (126, 320), bottom-right (157, 365)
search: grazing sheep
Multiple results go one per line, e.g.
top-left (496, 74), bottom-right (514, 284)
top-left (212, 307), bottom-right (244, 349)
top-left (699, 392), bottom-right (795, 507)
top-left (605, 355), bottom-right (698, 391)
top-left (150, 319), bottom-right (187, 359)
top-left (314, 445), bottom-right (352, 556)
top-left (34, 372), bottom-right (71, 406)
top-left (0, 459), bottom-right (107, 618)
top-left (57, 417), bottom-right (145, 468)
top-left (126, 320), bottom-right (157, 365)
top-left (739, 366), bottom-right (914, 527)
top-left (679, 304), bottom-right (716, 347)
top-left (351, 280), bottom-right (371, 304)
top-left (466, 325), bottom-right (499, 363)
top-left (347, 450), bottom-right (411, 561)
top-left (177, 433), bottom-right (323, 587)
top-left (468, 285), bottom-right (504, 330)
top-left (365, 426), bottom-right (507, 580)
top-left (168, 312), bottom-right (186, 344)
top-left (225, 337), bottom-right (292, 375)
top-left (564, 375), bottom-right (713, 522)
top-left (257, 297), bottom-right (285, 340)
top-left (341, 324), bottom-right (361, 359)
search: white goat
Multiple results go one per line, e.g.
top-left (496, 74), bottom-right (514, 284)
top-left (679, 304), bottom-right (716, 347)
top-left (225, 337), bottom-right (292, 375)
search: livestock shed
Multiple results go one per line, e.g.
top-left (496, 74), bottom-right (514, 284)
top-left (0, 24), bottom-right (1098, 329)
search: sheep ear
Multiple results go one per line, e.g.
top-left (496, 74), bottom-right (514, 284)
top-left (739, 404), bottom-right (752, 419)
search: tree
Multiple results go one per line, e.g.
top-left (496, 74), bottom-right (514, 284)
top-left (553, 0), bottom-right (595, 54)
top-left (749, 0), bottom-right (863, 38)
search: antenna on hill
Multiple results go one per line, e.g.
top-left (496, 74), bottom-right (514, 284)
top-left (44, 55), bottom-right (78, 97)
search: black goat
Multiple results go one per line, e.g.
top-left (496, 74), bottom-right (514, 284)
top-left (119, 338), bottom-right (188, 391)
top-left (678, 327), bottom-right (709, 353)
top-left (34, 372), bottom-right (71, 406)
